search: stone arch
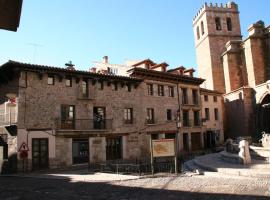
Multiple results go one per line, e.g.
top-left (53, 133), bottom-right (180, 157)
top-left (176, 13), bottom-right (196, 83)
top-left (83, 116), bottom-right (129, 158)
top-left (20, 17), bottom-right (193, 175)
top-left (257, 93), bottom-right (270, 135)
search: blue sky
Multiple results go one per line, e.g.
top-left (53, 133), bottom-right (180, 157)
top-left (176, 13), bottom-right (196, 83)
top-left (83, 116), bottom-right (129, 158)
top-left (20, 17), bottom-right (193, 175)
top-left (0, 0), bottom-right (270, 73)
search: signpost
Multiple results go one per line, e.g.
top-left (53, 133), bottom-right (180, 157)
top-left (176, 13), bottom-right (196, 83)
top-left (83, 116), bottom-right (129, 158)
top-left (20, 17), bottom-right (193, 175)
top-left (19, 142), bottom-right (29, 172)
top-left (150, 138), bottom-right (177, 174)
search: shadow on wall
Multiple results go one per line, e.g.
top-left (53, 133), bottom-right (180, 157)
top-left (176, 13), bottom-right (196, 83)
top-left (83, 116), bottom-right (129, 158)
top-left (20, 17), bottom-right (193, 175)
top-left (0, 153), bottom-right (17, 174)
top-left (255, 94), bottom-right (270, 140)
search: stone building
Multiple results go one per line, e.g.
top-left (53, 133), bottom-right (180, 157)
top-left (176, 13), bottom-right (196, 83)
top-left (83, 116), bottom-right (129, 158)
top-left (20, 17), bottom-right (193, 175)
top-left (0, 60), bottom-right (214, 171)
top-left (200, 88), bottom-right (224, 148)
top-left (193, 2), bottom-right (270, 140)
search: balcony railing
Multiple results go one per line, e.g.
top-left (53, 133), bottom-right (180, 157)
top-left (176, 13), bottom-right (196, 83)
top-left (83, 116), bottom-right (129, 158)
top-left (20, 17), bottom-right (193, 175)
top-left (0, 112), bottom-right (17, 126)
top-left (146, 118), bottom-right (156, 125)
top-left (56, 119), bottom-right (112, 130)
top-left (182, 119), bottom-right (202, 127)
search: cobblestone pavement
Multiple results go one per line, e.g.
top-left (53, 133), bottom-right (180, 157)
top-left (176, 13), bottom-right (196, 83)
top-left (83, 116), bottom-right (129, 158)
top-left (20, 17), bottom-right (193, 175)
top-left (0, 173), bottom-right (270, 200)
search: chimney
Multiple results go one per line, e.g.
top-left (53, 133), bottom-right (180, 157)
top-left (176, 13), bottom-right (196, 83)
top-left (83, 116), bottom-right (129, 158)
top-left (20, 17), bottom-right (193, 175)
top-left (103, 56), bottom-right (109, 64)
top-left (65, 61), bottom-right (75, 70)
top-left (90, 67), bottom-right (97, 73)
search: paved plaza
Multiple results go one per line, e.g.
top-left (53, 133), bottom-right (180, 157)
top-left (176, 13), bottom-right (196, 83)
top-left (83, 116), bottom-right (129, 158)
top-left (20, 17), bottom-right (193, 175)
top-left (0, 171), bottom-right (270, 200)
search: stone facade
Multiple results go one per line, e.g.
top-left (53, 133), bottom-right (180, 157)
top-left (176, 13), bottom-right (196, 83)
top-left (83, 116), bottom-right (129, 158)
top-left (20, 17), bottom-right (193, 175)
top-left (193, 2), bottom-right (242, 93)
top-left (0, 60), bottom-right (209, 171)
top-left (200, 88), bottom-right (224, 147)
top-left (194, 2), bottom-right (270, 140)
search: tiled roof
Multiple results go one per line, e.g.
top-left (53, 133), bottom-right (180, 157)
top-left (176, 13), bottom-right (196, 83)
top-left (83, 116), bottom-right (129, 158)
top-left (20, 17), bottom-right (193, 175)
top-left (0, 60), bottom-right (142, 82)
top-left (129, 67), bottom-right (205, 85)
top-left (200, 88), bottom-right (223, 95)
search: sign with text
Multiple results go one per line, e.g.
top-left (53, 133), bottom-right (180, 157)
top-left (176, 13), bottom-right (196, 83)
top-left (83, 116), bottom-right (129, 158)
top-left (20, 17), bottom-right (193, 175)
top-left (152, 139), bottom-right (175, 157)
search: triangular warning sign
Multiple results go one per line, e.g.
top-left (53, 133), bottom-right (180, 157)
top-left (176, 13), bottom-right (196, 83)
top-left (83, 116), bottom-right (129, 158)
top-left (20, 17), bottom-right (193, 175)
top-left (19, 142), bottom-right (29, 151)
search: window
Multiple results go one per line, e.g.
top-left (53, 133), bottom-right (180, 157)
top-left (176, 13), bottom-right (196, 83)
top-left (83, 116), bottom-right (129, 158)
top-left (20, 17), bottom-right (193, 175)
top-left (205, 108), bottom-right (210, 121)
top-left (226, 17), bottom-right (232, 31)
top-left (65, 77), bottom-right (72, 87)
top-left (108, 67), bottom-right (118, 75)
top-left (168, 86), bottom-right (174, 97)
top-left (214, 108), bottom-right (219, 120)
top-left (166, 109), bottom-right (172, 121)
top-left (147, 84), bottom-right (153, 95)
top-left (97, 81), bottom-right (103, 90)
top-left (213, 96), bottom-right (218, 102)
top-left (158, 85), bottom-right (164, 96)
top-left (183, 110), bottom-right (189, 127)
top-left (201, 21), bottom-right (205, 35)
top-left (126, 84), bottom-right (131, 92)
top-left (215, 17), bottom-right (222, 30)
top-left (60, 105), bottom-right (75, 129)
top-left (48, 75), bottom-right (54, 85)
top-left (196, 26), bottom-right (200, 39)
top-left (204, 95), bottom-right (208, 102)
top-left (182, 88), bottom-right (188, 104)
top-left (82, 80), bottom-right (88, 97)
top-left (192, 89), bottom-right (199, 105)
top-left (194, 111), bottom-right (200, 126)
top-left (124, 108), bottom-right (133, 124)
top-left (147, 108), bottom-right (155, 124)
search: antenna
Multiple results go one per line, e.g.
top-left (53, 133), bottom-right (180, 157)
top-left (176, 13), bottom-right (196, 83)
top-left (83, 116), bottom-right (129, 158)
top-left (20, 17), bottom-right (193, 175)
top-left (28, 43), bottom-right (44, 63)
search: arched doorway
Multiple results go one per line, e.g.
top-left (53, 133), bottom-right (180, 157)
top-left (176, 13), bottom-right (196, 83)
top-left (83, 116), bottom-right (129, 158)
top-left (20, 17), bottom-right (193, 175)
top-left (259, 94), bottom-right (270, 134)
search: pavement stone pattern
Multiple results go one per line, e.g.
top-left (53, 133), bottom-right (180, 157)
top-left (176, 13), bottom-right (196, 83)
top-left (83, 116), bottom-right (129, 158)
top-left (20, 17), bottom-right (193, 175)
top-left (0, 171), bottom-right (270, 200)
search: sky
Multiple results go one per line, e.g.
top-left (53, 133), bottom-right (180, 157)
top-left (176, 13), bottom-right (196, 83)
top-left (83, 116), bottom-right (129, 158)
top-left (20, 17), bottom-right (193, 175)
top-left (1, 0), bottom-right (270, 73)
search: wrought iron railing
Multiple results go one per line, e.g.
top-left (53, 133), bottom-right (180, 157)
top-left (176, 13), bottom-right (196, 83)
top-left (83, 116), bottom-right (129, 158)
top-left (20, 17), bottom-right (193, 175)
top-left (0, 112), bottom-right (17, 126)
top-left (56, 119), bottom-right (113, 130)
top-left (182, 119), bottom-right (202, 127)
top-left (88, 159), bottom-right (182, 175)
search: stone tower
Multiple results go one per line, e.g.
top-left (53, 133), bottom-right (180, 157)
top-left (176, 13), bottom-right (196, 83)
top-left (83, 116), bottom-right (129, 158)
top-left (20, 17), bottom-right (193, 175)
top-left (193, 2), bottom-right (242, 93)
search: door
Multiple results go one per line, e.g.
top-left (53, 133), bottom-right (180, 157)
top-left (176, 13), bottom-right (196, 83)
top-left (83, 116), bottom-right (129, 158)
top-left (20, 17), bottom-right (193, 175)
top-left (106, 137), bottom-right (122, 161)
top-left (191, 132), bottom-right (202, 151)
top-left (32, 138), bottom-right (48, 170)
top-left (93, 107), bottom-right (106, 129)
top-left (72, 139), bottom-right (89, 164)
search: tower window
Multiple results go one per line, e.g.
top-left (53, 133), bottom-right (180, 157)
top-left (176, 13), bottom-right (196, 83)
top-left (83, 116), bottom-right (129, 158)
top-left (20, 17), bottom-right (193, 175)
top-left (215, 17), bottom-right (222, 30)
top-left (196, 26), bottom-right (200, 39)
top-left (201, 21), bottom-right (205, 35)
top-left (226, 18), bottom-right (232, 31)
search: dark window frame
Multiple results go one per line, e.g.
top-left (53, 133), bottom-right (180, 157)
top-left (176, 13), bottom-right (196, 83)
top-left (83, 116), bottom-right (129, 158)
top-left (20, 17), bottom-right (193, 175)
top-left (213, 96), bottom-right (218, 102)
top-left (226, 17), bottom-right (232, 31)
top-left (82, 79), bottom-right (89, 97)
top-left (166, 109), bottom-right (172, 121)
top-left (214, 108), bottom-right (219, 121)
top-left (158, 85), bottom-right (164, 96)
top-left (147, 108), bottom-right (155, 124)
top-left (205, 108), bottom-right (210, 121)
top-left (124, 108), bottom-right (133, 124)
top-left (204, 95), bottom-right (208, 102)
top-left (147, 84), bottom-right (153, 95)
top-left (168, 86), bottom-right (174, 97)
top-left (215, 17), bottom-right (222, 30)
top-left (201, 21), bottom-right (205, 35)
top-left (183, 110), bottom-right (189, 127)
top-left (192, 89), bottom-right (199, 105)
top-left (194, 110), bottom-right (200, 126)
top-left (182, 88), bottom-right (188, 104)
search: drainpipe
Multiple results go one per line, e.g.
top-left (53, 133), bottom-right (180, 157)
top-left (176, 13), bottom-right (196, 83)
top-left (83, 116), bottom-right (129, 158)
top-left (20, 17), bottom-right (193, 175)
top-left (175, 82), bottom-right (182, 174)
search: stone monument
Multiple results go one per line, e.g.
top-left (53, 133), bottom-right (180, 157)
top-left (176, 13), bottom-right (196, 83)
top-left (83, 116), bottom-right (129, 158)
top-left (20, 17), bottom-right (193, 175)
top-left (238, 140), bottom-right (251, 165)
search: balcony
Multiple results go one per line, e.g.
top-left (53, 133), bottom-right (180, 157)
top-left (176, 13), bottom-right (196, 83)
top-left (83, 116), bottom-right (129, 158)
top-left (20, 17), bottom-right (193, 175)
top-left (145, 118), bottom-right (156, 125)
top-left (56, 119), bottom-right (113, 131)
top-left (0, 112), bottom-right (17, 127)
top-left (182, 119), bottom-right (202, 128)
